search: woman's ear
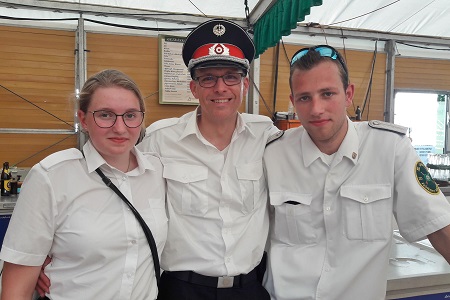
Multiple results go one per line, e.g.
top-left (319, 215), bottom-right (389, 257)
top-left (78, 110), bottom-right (88, 131)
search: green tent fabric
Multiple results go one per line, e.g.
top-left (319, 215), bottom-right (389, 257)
top-left (253, 0), bottom-right (323, 58)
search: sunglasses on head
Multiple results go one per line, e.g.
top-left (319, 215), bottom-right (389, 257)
top-left (290, 45), bottom-right (348, 74)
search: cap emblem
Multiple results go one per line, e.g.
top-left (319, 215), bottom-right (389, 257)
top-left (213, 24), bottom-right (226, 36)
top-left (210, 43), bottom-right (229, 56)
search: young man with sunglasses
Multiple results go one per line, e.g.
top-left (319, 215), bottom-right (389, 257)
top-left (140, 19), bottom-right (279, 300)
top-left (263, 45), bottom-right (450, 299)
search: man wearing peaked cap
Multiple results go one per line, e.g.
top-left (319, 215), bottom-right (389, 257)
top-left (182, 18), bottom-right (255, 77)
top-left (138, 18), bottom-right (280, 300)
top-left (32, 19), bottom-right (280, 300)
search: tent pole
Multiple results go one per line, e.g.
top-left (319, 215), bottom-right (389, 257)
top-left (384, 40), bottom-right (396, 123)
top-left (75, 14), bottom-right (87, 149)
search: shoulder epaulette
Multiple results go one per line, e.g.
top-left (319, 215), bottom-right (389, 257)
top-left (266, 130), bottom-right (284, 147)
top-left (368, 120), bottom-right (408, 135)
top-left (40, 148), bottom-right (83, 171)
top-left (146, 118), bottom-right (180, 135)
top-left (242, 113), bottom-right (273, 123)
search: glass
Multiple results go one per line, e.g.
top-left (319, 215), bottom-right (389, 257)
top-left (89, 110), bottom-right (144, 128)
top-left (290, 44), bottom-right (348, 75)
top-left (195, 73), bottom-right (244, 88)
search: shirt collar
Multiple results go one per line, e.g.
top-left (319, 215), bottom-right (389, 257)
top-left (83, 140), bottom-right (156, 174)
top-left (337, 118), bottom-right (359, 165)
top-left (178, 106), bottom-right (201, 141)
top-left (301, 117), bottom-right (359, 167)
top-left (178, 106), bottom-right (255, 141)
top-left (301, 130), bottom-right (323, 167)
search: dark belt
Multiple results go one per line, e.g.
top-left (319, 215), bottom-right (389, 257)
top-left (165, 268), bottom-right (259, 288)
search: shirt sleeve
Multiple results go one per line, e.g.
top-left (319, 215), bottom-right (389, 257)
top-left (0, 165), bottom-right (56, 266)
top-left (394, 136), bottom-right (450, 242)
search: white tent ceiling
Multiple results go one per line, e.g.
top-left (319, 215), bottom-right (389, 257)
top-left (302, 0), bottom-right (450, 41)
top-left (0, 0), bottom-right (449, 57)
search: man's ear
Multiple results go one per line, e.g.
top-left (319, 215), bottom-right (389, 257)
top-left (345, 83), bottom-right (355, 108)
top-left (243, 76), bottom-right (250, 92)
top-left (190, 80), bottom-right (199, 99)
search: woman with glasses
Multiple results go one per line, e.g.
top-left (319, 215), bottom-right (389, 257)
top-left (0, 69), bottom-right (167, 300)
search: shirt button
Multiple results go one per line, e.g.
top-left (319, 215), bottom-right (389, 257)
top-left (131, 240), bottom-right (137, 245)
top-left (226, 257), bottom-right (231, 263)
top-left (325, 207), bottom-right (330, 211)
top-left (364, 196), bottom-right (369, 202)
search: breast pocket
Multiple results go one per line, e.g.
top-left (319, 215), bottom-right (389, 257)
top-left (163, 164), bottom-right (208, 216)
top-left (341, 184), bottom-right (392, 241)
top-left (236, 160), bottom-right (264, 214)
top-left (270, 192), bottom-right (317, 246)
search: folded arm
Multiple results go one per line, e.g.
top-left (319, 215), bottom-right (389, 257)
top-left (428, 224), bottom-right (450, 264)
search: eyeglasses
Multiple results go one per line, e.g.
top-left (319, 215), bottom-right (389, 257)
top-left (195, 73), bottom-right (244, 88)
top-left (89, 110), bottom-right (144, 128)
top-left (290, 45), bottom-right (348, 74)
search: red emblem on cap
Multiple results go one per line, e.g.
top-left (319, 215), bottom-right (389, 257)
top-left (211, 44), bottom-right (228, 55)
top-left (215, 45), bottom-right (224, 54)
top-left (192, 43), bottom-right (245, 60)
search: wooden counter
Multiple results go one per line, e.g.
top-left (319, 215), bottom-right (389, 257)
top-left (275, 119), bottom-right (301, 130)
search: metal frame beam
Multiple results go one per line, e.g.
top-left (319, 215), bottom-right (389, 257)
top-left (0, 0), bottom-right (245, 26)
top-left (0, 129), bottom-right (75, 134)
top-left (248, 0), bottom-right (277, 25)
top-left (290, 25), bottom-right (450, 48)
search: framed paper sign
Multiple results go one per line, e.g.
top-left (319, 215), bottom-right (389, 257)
top-left (159, 34), bottom-right (198, 105)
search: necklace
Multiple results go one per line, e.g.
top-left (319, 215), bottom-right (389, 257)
top-left (126, 155), bottom-right (131, 172)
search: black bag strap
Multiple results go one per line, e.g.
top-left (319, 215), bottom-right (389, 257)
top-left (95, 167), bottom-right (161, 287)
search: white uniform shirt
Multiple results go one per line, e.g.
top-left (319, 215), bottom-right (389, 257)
top-left (139, 108), bottom-right (279, 276)
top-left (263, 119), bottom-right (450, 300)
top-left (0, 140), bottom-right (167, 300)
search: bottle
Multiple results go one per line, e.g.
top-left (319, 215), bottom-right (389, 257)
top-left (1, 162), bottom-right (11, 196)
top-left (355, 106), bottom-right (362, 121)
top-left (287, 101), bottom-right (295, 120)
top-left (10, 176), bottom-right (17, 195)
top-left (17, 175), bottom-right (22, 194)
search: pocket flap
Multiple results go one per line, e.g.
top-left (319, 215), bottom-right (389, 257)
top-left (163, 164), bottom-right (208, 183)
top-left (340, 184), bottom-right (391, 204)
top-left (236, 160), bottom-right (263, 180)
top-left (270, 192), bottom-right (313, 206)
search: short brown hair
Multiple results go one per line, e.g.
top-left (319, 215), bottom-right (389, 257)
top-left (289, 49), bottom-right (349, 92)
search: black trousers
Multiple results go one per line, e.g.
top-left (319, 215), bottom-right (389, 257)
top-left (157, 254), bottom-right (269, 300)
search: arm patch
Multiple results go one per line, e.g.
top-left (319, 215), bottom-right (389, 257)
top-left (368, 120), bottom-right (408, 135)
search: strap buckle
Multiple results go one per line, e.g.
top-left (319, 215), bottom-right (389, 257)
top-left (217, 276), bottom-right (234, 288)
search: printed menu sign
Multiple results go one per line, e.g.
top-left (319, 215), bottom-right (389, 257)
top-left (159, 35), bottom-right (198, 105)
